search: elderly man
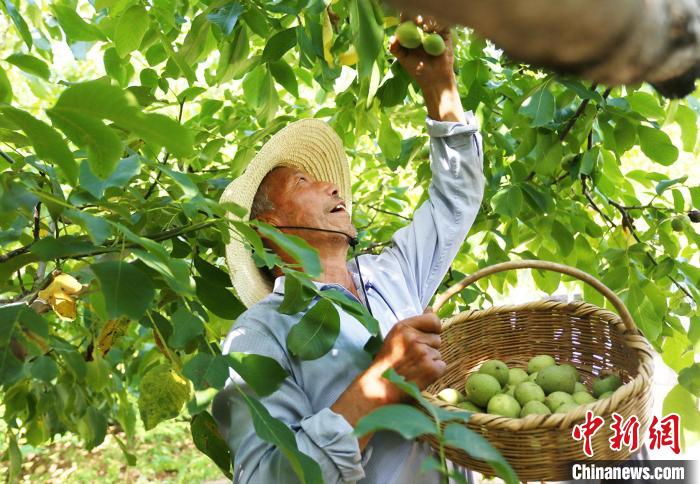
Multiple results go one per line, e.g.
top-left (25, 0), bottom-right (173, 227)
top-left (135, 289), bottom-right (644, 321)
top-left (213, 20), bottom-right (485, 483)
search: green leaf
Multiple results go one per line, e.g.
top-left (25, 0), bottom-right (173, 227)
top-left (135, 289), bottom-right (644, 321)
top-left (52, 4), bottom-right (106, 42)
top-left (195, 276), bottom-right (246, 320)
top-left (350, 0), bottom-right (383, 79)
top-left (91, 260), bottom-right (155, 320)
top-left (79, 154), bottom-right (140, 199)
top-left (678, 364), bottom-right (700, 397)
top-left (5, 431), bottom-right (21, 483)
top-left (78, 406), bottom-right (108, 450)
top-left (30, 235), bottom-right (97, 260)
top-left (378, 114), bottom-right (401, 159)
top-left (279, 271), bottom-right (318, 315)
top-left (5, 54), bottom-right (50, 80)
top-left (262, 28), bottom-right (297, 61)
top-left (114, 5), bottom-right (150, 57)
top-left (580, 147), bottom-right (601, 175)
top-left (207, 2), bottom-right (244, 36)
top-left (354, 404), bottom-right (437, 439)
top-left (0, 106), bottom-right (78, 185)
top-left (4, 0), bottom-right (32, 49)
top-left (191, 411), bottom-right (233, 479)
top-left (168, 306), bottom-right (205, 349)
top-left (238, 390), bottom-right (323, 484)
top-left (226, 353), bottom-right (289, 398)
top-left (52, 80), bottom-right (193, 157)
top-left (183, 353), bottom-right (230, 390)
top-left (138, 364), bottom-right (191, 430)
top-left (253, 222), bottom-right (321, 277)
top-left (655, 176), bottom-right (688, 195)
top-left (65, 209), bottom-right (112, 245)
top-left (103, 47), bottom-right (128, 86)
top-left (443, 423), bottom-right (518, 484)
top-left (663, 384), bottom-right (700, 436)
top-left (30, 355), bottom-right (58, 382)
top-left (674, 104), bottom-right (698, 152)
top-left (194, 257), bottom-right (231, 288)
top-left (269, 60), bottom-right (299, 97)
top-left (626, 91), bottom-right (665, 119)
top-left (47, 108), bottom-right (123, 179)
top-left (490, 186), bottom-right (523, 218)
top-left (286, 298), bottom-right (340, 360)
top-left (320, 289), bottom-right (380, 336)
top-left (180, 13), bottom-right (212, 65)
top-left (550, 220), bottom-right (574, 256)
top-left (0, 65), bottom-right (12, 103)
top-left (637, 126), bottom-right (679, 165)
top-left (520, 84), bottom-right (555, 127)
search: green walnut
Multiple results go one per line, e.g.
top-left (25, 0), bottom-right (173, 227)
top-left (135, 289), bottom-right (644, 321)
top-left (479, 359), bottom-right (509, 386)
top-left (396, 21), bottom-right (422, 49)
top-left (422, 33), bottom-right (446, 56)
top-left (465, 373), bottom-right (501, 408)
top-left (527, 355), bottom-right (556, 374)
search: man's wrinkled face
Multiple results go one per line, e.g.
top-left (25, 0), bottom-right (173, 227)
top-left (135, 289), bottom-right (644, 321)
top-left (258, 166), bottom-right (357, 245)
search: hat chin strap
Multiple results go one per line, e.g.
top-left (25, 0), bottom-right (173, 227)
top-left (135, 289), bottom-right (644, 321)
top-left (274, 225), bottom-right (359, 248)
top-left (273, 225), bottom-right (375, 324)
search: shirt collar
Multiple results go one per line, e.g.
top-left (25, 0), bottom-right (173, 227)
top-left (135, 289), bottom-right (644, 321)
top-left (271, 261), bottom-right (367, 298)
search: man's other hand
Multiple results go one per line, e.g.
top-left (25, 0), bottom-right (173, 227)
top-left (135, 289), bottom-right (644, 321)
top-left (364, 309), bottom-right (446, 403)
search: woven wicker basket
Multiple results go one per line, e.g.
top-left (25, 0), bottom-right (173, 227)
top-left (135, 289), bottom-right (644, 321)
top-left (420, 260), bottom-right (655, 482)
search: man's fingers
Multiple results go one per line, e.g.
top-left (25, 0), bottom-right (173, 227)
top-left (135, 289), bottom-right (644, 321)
top-left (415, 331), bottom-right (441, 349)
top-left (403, 311), bottom-right (441, 333)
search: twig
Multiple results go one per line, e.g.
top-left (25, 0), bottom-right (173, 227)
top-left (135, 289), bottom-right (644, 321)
top-left (365, 204), bottom-right (411, 221)
top-left (0, 148), bottom-right (16, 164)
top-left (559, 83), bottom-right (598, 141)
top-left (144, 98), bottom-right (186, 200)
top-left (608, 200), bottom-right (695, 302)
top-left (581, 175), bottom-right (616, 227)
top-left (33, 202), bottom-right (41, 241)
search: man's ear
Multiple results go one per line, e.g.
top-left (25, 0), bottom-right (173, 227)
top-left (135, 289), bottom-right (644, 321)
top-left (256, 211), bottom-right (281, 227)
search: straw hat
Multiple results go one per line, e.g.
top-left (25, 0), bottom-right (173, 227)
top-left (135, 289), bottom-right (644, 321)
top-left (220, 118), bottom-right (352, 308)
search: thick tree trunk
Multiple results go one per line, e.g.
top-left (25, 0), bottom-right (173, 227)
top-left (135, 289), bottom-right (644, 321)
top-left (395, 0), bottom-right (700, 97)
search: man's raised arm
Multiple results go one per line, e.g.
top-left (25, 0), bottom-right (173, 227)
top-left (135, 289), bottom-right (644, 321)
top-left (381, 18), bottom-right (485, 308)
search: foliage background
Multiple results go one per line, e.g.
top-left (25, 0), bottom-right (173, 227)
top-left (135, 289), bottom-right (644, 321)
top-left (1, 0), bottom-right (699, 481)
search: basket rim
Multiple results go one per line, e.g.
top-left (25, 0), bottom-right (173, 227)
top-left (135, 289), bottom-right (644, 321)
top-left (419, 299), bottom-right (655, 431)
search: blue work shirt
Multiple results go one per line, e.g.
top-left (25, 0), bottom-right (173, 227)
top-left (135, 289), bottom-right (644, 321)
top-left (213, 114), bottom-right (485, 483)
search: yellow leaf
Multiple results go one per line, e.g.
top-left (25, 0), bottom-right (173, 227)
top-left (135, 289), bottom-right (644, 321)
top-left (322, 9), bottom-right (334, 67)
top-left (138, 364), bottom-right (192, 430)
top-left (38, 273), bottom-right (83, 301)
top-left (51, 291), bottom-right (77, 320)
top-left (53, 273), bottom-right (83, 295)
top-left (97, 318), bottom-right (130, 356)
top-left (339, 45), bottom-right (358, 66)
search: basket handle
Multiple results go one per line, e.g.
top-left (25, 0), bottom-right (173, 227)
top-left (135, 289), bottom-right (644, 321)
top-left (432, 259), bottom-right (637, 333)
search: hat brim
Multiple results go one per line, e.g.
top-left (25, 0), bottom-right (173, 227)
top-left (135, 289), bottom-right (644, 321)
top-left (220, 118), bottom-right (352, 308)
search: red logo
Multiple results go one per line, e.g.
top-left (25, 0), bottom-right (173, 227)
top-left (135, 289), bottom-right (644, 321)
top-left (609, 412), bottom-right (641, 452)
top-left (572, 410), bottom-right (605, 457)
top-left (648, 413), bottom-right (681, 455)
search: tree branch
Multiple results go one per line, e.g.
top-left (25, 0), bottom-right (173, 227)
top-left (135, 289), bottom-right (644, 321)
top-left (144, 98), bottom-right (185, 200)
top-left (559, 83), bottom-right (598, 141)
top-left (396, 0), bottom-right (700, 97)
top-left (365, 204), bottom-right (411, 221)
top-left (608, 199), bottom-right (695, 302)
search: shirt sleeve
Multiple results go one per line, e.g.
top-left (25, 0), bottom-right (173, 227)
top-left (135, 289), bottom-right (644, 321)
top-left (378, 113), bottom-right (485, 309)
top-left (212, 325), bottom-right (365, 483)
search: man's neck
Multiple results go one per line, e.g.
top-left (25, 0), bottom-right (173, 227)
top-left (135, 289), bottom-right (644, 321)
top-left (316, 243), bottom-right (358, 298)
